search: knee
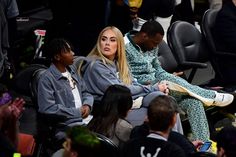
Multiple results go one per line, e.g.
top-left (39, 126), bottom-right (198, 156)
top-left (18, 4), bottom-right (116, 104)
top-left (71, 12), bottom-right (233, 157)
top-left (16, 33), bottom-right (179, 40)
top-left (142, 91), bottom-right (165, 107)
top-left (180, 98), bottom-right (205, 112)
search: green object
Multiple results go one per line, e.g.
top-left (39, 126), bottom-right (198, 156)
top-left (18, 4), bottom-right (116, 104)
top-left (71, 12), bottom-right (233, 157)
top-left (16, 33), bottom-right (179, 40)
top-left (13, 153), bottom-right (21, 157)
top-left (67, 126), bottom-right (100, 148)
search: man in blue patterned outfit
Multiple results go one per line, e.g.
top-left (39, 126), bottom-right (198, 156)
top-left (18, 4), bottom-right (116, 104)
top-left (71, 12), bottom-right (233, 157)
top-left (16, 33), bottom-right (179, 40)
top-left (124, 20), bottom-right (234, 142)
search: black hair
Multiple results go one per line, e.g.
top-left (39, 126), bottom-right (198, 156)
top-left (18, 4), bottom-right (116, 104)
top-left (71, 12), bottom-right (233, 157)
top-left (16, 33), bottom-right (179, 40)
top-left (216, 126), bottom-right (236, 157)
top-left (140, 20), bottom-right (165, 37)
top-left (148, 95), bottom-right (177, 131)
top-left (223, 0), bottom-right (232, 4)
top-left (45, 38), bottom-right (72, 60)
top-left (88, 84), bottom-right (132, 137)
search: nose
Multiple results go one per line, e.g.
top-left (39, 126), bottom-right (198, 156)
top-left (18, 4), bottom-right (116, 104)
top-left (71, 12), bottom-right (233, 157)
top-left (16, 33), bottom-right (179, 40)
top-left (105, 40), bottom-right (110, 45)
top-left (71, 50), bottom-right (74, 56)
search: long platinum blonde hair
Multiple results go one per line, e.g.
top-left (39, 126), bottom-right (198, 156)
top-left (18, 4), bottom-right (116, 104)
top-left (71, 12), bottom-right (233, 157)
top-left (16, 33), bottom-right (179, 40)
top-left (87, 26), bottom-right (132, 85)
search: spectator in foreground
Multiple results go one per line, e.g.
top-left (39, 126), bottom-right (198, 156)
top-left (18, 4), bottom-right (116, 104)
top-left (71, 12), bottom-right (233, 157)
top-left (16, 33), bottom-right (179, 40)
top-left (0, 83), bottom-right (25, 156)
top-left (88, 84), bottom-right (133, 148)
top-left (52, 125), bottom-right (100, 157)
top-left (216, 126), bottom-right (236, 157)
top-left (121, 95), bottom-right (186, 157)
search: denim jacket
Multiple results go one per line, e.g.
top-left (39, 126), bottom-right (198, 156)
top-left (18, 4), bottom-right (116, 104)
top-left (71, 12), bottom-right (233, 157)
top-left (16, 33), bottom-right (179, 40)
top-left (82, 57), bottom-right (159, 101)
top-left (38, 64), bottom-right (94, 126)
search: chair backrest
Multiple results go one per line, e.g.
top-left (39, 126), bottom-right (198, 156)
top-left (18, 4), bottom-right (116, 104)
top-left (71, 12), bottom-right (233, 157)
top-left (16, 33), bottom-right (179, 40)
top-left (72, 56), bottom-right (86, 69)
top-left (72, 56), bottom-right (89, 76)
top-left (201, 9), bottom-right (225, 82)
top-left (167, 21), bottom-right (209, 82)
top-left (93, 132), bottom-right (119, 157)
top-left (29, 67), bottom-right (47, 106)
top-left (13, 64), bottom-right (48, 97)
top-left (201, 9), bottom-right (236, 86)
top-left (201, 9), bottom-right (219, 55)
top-left (158, 40), bottom-right (179, 73)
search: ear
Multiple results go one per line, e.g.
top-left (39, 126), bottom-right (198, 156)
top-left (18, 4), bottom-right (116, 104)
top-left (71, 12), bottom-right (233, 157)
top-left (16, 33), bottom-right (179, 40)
top-left (141, 32), bottom-right (148, 40)
top-left (54, 54), bottom-right (60, 61)
top-left (144, 115), bottom-right (149, 123)
top-left (170, 113), bottom-right (177, 128)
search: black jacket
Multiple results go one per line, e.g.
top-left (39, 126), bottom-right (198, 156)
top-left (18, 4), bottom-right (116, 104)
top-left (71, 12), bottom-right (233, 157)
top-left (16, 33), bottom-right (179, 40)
top-left (121, 136), bottom-right (186, 157)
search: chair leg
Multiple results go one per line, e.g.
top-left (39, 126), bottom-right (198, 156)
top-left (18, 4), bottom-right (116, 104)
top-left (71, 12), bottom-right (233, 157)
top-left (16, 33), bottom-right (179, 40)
top-left (187, 68), bottom-right (197, 83)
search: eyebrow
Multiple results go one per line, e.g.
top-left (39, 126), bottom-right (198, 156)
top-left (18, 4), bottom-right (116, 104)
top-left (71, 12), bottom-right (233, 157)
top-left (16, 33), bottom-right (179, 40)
top-left (102, 35), bottom-right (116, 39)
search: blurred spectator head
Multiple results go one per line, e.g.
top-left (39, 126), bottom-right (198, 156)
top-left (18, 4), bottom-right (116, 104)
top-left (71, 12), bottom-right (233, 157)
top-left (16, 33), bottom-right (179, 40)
top-left (216, 126), bottom-right (236, 157)
top-left (147, 95), bottom-right (178, 132)
top-left (63, 125), bottom-right (100, 157)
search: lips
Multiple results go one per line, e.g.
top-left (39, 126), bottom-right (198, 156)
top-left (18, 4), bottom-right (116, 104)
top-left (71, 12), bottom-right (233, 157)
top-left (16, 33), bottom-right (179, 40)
top-left (104, 47), bottom-right (110, 51)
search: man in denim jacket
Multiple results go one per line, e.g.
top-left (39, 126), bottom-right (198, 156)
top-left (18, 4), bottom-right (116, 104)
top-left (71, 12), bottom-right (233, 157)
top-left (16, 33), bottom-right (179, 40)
top-left (38, 39), bottom-right (93, 139)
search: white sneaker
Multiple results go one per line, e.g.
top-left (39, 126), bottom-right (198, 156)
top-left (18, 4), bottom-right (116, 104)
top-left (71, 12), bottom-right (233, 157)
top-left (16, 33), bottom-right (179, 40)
top-left (213, 92), bottom-right (234, 107)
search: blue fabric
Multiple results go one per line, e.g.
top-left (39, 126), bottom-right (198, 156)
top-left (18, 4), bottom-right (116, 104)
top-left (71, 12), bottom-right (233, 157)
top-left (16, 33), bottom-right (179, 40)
top-left (38, 64), bottom-right (94, 126)
top-left (82, 58), bottom-right (166, 127)
top-left (82, 58), bottom-right (159, 101)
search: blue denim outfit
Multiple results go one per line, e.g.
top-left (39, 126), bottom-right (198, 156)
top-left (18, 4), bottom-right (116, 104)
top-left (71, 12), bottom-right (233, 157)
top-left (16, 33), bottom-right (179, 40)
top-left (38, 64), bottom-right (93, 127)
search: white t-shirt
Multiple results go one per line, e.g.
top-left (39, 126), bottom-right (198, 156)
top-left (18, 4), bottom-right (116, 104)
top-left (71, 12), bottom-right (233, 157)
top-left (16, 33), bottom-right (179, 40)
top-left (61, 70), bottom-right (82, 109)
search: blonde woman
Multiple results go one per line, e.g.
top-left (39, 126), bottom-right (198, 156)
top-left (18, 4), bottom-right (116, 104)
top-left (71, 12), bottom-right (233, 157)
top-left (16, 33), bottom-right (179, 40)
top-left (79, 26), bottom-right (185, 132)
